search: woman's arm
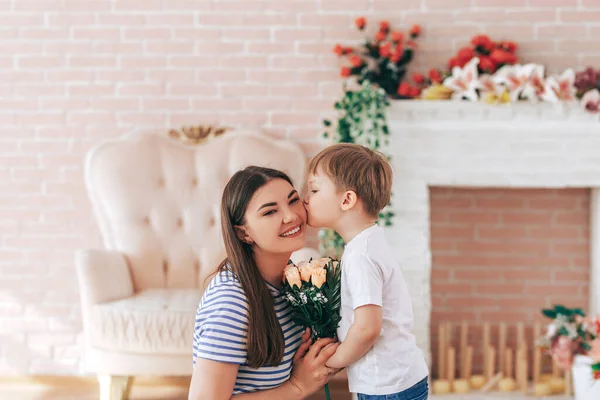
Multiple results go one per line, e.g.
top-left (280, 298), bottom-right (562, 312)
top-left (189, 358), bottom-right (239, 400)
top-left (188, 334), bottom-right (339, 400)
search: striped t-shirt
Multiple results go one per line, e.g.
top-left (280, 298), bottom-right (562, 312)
top-left (192, 266), bottom-right (304, 394)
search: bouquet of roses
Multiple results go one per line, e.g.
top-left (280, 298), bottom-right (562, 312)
top-left (538, 305), bottom-right (600, 379)
top-left (282, 257), bottom-right (342, 399)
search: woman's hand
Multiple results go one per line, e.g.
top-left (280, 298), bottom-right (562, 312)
top-left (288, 329), bottom-right (340, 397)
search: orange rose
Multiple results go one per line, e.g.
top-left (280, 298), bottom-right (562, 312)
top-left (397, 82), bottom-right (410, 96)
top-left (355, 16), bottom-right (366, 30)
top-left (349, 55), bottom-right (363, 67)
top-left (311, 267), bottom-right (327, 288)
top-left (410, 24), bottom-right (421, 37)
top-left (379, 21), bottom-right (390, 33)
top-left (375, 31), bottom-right (386, 42)
top-left (448, 57), bottom-right (460, 69)
top-left (471, 34), bottom-right (494, 51)
top-left (499, 41), bottom-right (517, 53)
top-left (429, 68), bottom-right (442, 84)
top-left (412, 73), bottom-right (425, 85)
top-left (457, 47), bottom-right (474, 63)
top-left (391, 31), bottom-right (404, 43)
top-left (284, 265), bottom-right (302, 289)
top-left (379, 42), bottom-right (392, 58)
top-left (478, 56), bottom-right (496, 73)
top-left (333, 44), bottom-right (344, 56)
top-left (340, 67), bottom-right (351, 77)
top-left (489, 48), bottom-right (518, 65)
top-left (297, 261), bottom-right (313, 282)
top-left (409, 86), bottom-right (421, 98)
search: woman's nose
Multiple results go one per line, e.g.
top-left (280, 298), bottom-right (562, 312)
top-left (282, 208), bottom-right (295, 224)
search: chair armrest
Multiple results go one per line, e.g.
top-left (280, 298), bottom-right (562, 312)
top-left (290, 247), bottom-right (321, 264)
top-left (75, 249), bottom-right (134, 305)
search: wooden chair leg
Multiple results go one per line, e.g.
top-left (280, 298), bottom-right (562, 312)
top-left (98, 375), bottom-right (132, 400)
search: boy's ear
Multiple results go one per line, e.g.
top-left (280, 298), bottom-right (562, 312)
top-left (340, 190), bottom-right (358, 211)
top-left (235, 226), bottom-right (254, 244)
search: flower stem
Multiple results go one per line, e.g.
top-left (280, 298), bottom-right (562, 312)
top-left (324, 383), bottom-right (331, 400)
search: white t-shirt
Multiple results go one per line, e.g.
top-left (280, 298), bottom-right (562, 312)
top-left (338, 224), bottom-right (429, 395)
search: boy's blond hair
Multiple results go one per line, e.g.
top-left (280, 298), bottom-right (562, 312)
top-left (307, 143), bottom-right (393, 217)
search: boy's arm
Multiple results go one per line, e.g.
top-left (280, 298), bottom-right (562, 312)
top-left (325, 305), bottom-right (382, 369)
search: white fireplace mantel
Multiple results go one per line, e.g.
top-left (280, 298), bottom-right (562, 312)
top-left (385, 100), bottom-right (600, 363)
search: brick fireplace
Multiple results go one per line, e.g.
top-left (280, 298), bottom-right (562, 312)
top-left (430, 187), bottom-right (590, 376)
top-left (385, 101), bottom-right (600, 370)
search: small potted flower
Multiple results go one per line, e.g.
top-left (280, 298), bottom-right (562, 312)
top-left (538, 305), bottom-right (600, 399)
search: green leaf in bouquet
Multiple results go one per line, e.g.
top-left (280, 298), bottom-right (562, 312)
top-left (554, 304), bottom-right (569, 316)
top-left (573, 308), bottom-right (586, 317)
top-left (558, 327), bottom-right (570, 336)
top-left (583, 341), bottom-right (592, 351)
top-left (542, 309), bottom-right (557, 319)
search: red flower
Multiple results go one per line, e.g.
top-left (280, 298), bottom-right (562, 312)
top-left (379, 21), bottom-right (390, 33)
top-left (412, 73), bottom-right (425, 85)
top-left (349, 55), bottom-right (363, 67)
top-left (448, 57), bottom-right (460, 69)
top-left (340, 67), bottom-right (351, 77)
top-left (379, 42), bottom-right (392, 58)
top-left (343, 46), bottom-right (354, 54)
top-left (409, 86), bottom-right (421, 97)
top-left (410, 24), bottom-right (421, 37)
top-left (397, 82), bottom-right (411, 96)
top-left (355, 16), bottom-right (366, 30)
top-left (471, 34), bottom-right (494, 52)
top-left (490, 48), bottom-right (518, 65)
top-left (391, 31), bottom-right (404, 43)
top-left (457, 47), bottom-right (474, 63)
top-left (375, 31), bottom-right (386, 42)
top-left (333, 44), bottom-right (344, 56)
top-left (390, 48), bottom-right (402, 63)
top-left (499, 41), bottom-right (517, 53)
top-left (478, 56), bottom-right (496, 73)
top-left (429, 68), bottom-right (442, 84)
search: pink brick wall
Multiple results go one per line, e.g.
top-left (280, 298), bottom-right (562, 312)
top-left (1, 0), bottom-right (599, 374)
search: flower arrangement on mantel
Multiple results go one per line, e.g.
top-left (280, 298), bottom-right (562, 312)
top-left (538, 305), bottom-right (600, 379)
top-left (334, 18), bottom-right (600, 116)
top-left (334, 17), bottom-right (422, 99)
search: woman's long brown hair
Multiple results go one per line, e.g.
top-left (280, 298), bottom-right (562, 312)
top-left (218, 166), bottom-right (292, 368)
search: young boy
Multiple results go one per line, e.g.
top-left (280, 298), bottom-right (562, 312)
top-left (303, 143), bottom-right (429, 399)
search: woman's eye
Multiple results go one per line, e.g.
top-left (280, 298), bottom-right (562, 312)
top-left (290, 197), bottom-right (300, 204)
top-left (311, 190), bottom-right (318, 193)
top-left (263, 210), bottom-right (276, 216)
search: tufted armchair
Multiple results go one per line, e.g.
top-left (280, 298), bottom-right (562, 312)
top-left (76, 132), bottom-right (320, 400)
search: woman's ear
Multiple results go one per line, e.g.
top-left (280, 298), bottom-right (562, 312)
top-left (235, 226), bottom-right (254, 244)
top-left (340, 190), bottom-right (358, 211)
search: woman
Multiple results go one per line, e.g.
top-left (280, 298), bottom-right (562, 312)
top-left (189, 166), bottom-right (339, 399)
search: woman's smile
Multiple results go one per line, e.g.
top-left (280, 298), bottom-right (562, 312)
top-left (280, 224), bottom-right (303, 238)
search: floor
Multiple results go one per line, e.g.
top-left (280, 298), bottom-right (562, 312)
top-left (0, 384), bottom-right (575, 400)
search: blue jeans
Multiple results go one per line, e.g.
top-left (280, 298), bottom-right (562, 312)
top-left (357, 377), bottom-right (429, 400)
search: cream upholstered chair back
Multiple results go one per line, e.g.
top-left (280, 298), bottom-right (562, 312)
top-left (85, 132), bottom-right (307, 292)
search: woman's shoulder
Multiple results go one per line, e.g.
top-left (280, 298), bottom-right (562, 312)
top-left (204, 266), bottom-right (247, 301)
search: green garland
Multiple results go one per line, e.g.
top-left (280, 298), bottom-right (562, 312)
top-left (319, 81), bottom-right (393, 258)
